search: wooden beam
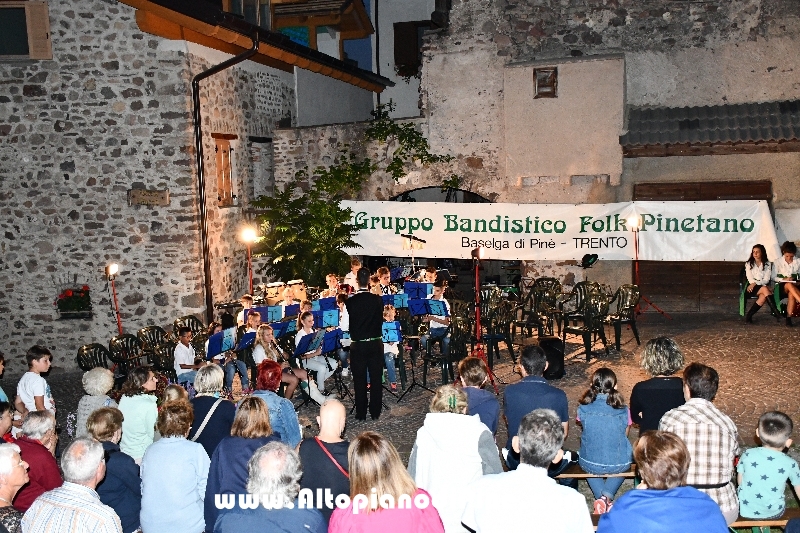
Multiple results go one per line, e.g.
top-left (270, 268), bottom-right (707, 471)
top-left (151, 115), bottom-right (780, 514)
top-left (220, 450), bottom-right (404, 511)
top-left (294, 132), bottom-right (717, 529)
top-left (308, 25), bottom-right (317, 50)
top-left (623, 140), bottom-right (800, 158)
top-left (273, 14), bottom-right (342, 29)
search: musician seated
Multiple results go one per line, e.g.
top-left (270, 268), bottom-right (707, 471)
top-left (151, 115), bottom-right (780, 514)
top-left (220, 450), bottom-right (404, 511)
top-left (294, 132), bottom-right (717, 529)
top-left (369, 275), bottom-right (382, 296)
top-left (377, 266), bottom-right (397, 295)
top-left (236, 294), bottom-right (253, 328)
top-left (296, 300), bottom-right (313, 329)
top-left (225, 311), bottom-right (258, 391)
top-left (280, 287), bottom-right (296, 306)
top-left (295, 312), bottom-right (337, 396)
top-left (344, 257), bottom-right (361, 290)
top-left (420, 280), bottom-right (451, 358)
top-left (423, 265), bottom-right (437, 283)
top-left (320, 274), bottom-right (340, 299)
top-left (252, 324), bottom-right (326, 403)
top-left (336, 294), bottom-right (351, 377)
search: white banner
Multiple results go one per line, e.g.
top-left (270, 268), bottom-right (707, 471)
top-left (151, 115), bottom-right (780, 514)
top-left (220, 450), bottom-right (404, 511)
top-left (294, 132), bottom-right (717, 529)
top-left (341, 200), bottom-right (779, 261)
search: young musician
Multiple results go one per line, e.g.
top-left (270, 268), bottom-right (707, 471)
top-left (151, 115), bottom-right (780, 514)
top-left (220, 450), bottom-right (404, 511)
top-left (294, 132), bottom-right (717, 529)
top-left (420, 280), bottom-right (451, 358)
top-left (236, 294), bottom-right (253, 328)
top-left (377, 266), bottom-right (397, 295)
top-left (281, 287), bottom-right (296, 306)
top-left (252, 324), bottom-right (324, 403)
top-left (295, 312), bottom-right (337, 396)
top-left (320, 274), bottom-right (340, 299)
top-left (344, 257), bottom-right (361, 290)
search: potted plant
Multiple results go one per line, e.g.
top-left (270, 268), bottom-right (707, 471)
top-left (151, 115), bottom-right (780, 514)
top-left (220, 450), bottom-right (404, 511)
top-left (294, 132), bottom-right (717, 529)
top-left (55, 284), bottom-right (93, 319)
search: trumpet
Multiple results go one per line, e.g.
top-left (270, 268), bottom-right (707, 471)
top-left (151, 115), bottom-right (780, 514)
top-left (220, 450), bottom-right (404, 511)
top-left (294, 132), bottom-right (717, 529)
top-left (417, 323), bottom-right (429, 336)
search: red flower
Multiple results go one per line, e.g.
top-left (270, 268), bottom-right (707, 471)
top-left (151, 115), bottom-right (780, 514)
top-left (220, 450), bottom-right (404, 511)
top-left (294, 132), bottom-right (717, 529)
top-left (58, 294), bottom-right (65, 300)
top-left (82, 285), bottom-right (90, 291)
top-left (64, 289), bottom-right (73, 297)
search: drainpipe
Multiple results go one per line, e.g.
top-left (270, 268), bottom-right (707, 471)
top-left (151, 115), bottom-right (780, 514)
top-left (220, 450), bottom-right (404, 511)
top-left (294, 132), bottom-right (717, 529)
top-left (191, 31), bottom-right (260, 324)
top-left (374, 0), bottom-right (380, 107)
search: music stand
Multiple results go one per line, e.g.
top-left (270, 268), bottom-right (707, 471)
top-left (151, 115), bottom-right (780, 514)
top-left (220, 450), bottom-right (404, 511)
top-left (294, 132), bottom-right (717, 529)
top-left (627, 216), bottom-right (671, 320)
top-left (401, 234), bottom-right (426, 273)
top-left (396, 331), bottom-right (435, 402)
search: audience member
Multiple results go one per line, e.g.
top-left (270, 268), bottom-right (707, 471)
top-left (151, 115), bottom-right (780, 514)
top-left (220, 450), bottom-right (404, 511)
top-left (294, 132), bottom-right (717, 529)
top-left (298, 399), bottom-right (350, 523)
top-left (659, 362), bottom-right (740, 524)
top-left (0, 403), bottom-right (14, 443)
top-left (408, 385), bottom-right (501, 532)
top-left (773, 240), bottom-right (800, 326)
top-left (0, 352), bottom-right (9, 403)
top-left (204, 396), bottom-right (279, 531)
top-left (117, 367), bottom-right (158, 464)
top-left (140, 401), bottom-right (210, 533)
top-left (13, 411), bottom-right (61, 512)
top-left (214, 441), bottom-right (326, 533)
top-left (597, 431), bottom-right (727, 533)
top-left (87, 408), bottom-right (141, 533)
top-left (0, 443), bottom-right (28, 532)
top-left (737, 411), bottom-right (800, 519)
top-left (22, 437), bottom-right (123, 533)
top-left (162, 384), bottom-right (189, 404)
top-left (329, 431), bottom-right (444, 533)
top-left (576, 368), bottom-right (633, 514)
top-left (503, 345), bottom-right (571, 474)
top-left (14, 346), bottom-right (55, 420)
top-left (251, 360), bottom-right (302, 448)
top-left (76, 368), bottom-right (118, 438)
top-left (174, 327), bottom-right (203, 384)
top-left (458, 357), bottom-right (500, 434)
top-left (461, 409), bottom-right (593, 533)
top-left (188, 365), bottom-right (235, 458)
top-left (630, 337), bottom-right (685, 432)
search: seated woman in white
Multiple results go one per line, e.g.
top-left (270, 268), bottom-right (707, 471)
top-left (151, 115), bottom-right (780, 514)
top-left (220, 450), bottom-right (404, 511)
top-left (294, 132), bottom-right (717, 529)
top-left (295, 312), bottom-right (337, 396)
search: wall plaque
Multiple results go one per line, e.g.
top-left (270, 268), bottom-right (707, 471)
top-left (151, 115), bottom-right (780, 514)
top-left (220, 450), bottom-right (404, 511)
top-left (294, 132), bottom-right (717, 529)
top-left (128, 188), bottom-right (170, 207)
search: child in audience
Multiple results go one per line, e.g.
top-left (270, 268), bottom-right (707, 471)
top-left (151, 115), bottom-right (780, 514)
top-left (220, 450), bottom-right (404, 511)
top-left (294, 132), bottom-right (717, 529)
top-left (15, 345), bottom-right (56, 420)
top-left (576, 367), bottom-right (633, 514)
top-left (737, 411), bottom-right (800, 519)
top-left (368, 305), bottom-right (399, 392)
top-left (458, 357), bottom-right (500, 434)
top-left (76, 368), bottom-right (118, 438)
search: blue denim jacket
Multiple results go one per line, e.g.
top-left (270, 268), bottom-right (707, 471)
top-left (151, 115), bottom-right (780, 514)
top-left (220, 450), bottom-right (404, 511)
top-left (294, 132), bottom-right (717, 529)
top-left (577, 394), bottom-right (632, 473)
top-left (251, 390), bottom-right (301, 447)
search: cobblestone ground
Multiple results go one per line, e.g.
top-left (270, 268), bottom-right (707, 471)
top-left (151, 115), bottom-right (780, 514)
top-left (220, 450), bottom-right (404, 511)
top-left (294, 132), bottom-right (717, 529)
top-left (11, 311), bottom-right (800, 506)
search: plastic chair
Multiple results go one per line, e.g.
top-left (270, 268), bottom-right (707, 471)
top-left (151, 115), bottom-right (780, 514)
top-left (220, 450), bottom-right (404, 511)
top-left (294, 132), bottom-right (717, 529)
top-left (108, 334), bottom-right (145, 376)
top-left (76, 344), bottom-right (111, 371)
top-left (152, 341), bottom-right (178, 382)
top-left (484, 299), bottom-right (516, 367)
top-left (605, 285), bottom-right (641, 351)
top-left (172, 315), bottom-right (206, 337)
top-left (137, 326), bottom-right (168, 364)
top-left (422, 327), bottom-right (452, 386)
top-left (515, 277), bottom-right (562, 337)
top-left (559, 281), bottom-right (601, 329)
top-left (562, 291), bottom-right (609, 361)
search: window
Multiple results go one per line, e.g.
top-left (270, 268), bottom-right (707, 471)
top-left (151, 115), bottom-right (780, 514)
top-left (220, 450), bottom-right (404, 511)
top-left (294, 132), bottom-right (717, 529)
top-left (213, 134), bottom-right (239, 207)
top-left (533, 67), bottom-right (557, 99)
top-left (393, 21), bottom-right (431, 78)
top-left (0, 1), bottom-right (52, 59)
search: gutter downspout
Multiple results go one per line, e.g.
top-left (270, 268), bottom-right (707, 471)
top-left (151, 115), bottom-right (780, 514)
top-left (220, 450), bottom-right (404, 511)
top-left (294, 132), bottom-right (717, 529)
top-left (191, 31), bottom-right (260, 324)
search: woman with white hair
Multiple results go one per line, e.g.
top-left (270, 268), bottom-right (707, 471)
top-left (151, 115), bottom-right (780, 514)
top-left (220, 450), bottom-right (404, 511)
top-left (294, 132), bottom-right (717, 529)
top-left (0, 443), bottom-right (29, 532)
top-left (76, 368), bottom-right (117, 438)
top-left (187, 365), bottom-right (235, 458)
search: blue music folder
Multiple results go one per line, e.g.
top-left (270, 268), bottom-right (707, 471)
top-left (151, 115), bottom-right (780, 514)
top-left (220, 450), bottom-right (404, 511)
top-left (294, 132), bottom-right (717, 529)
top-left (404, 282), bottom-right (433, 299)
top-left (284, 303), bottom-right (300, 317)
top-left (206, 327), bottom-right (237, 359)
top-left (315, 297), bottom-right (338, 311)
top-left (294, 330), bottom-right (325, 357)
top-left (408, 298), bottom-right (450, 317)
top-left (245, 306), bottom-right (283, 323)
top-left (382, 321), bottom-right (401, 343)
top-left (269, 320), bottom-right (296, 338)
top-left (236, 332), bottom-right (256, 351)
top-left (321, 329), bottom-right (342, 354)
top-left (312, 309), bottom-right (339, 328)
top-left (382, 293), bottom-right (409, 309)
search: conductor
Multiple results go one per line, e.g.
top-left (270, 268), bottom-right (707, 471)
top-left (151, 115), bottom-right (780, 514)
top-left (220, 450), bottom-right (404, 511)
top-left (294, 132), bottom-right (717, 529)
top-left (345, 267), bottom-right (385, 421)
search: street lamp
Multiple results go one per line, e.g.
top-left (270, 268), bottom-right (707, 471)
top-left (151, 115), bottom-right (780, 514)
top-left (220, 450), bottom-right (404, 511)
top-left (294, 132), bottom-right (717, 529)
top-left (105, 263), bottom-right (123, 335)
top-left (240, 226), bottom-right (259, 295)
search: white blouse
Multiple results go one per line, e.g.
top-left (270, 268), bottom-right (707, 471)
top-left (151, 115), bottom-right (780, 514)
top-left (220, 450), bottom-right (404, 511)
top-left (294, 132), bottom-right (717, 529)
top-left (745, 261), bottom-right (772, 285)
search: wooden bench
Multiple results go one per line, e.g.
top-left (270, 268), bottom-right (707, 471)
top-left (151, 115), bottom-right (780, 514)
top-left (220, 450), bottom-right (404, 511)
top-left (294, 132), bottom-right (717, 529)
top-left (555, 462), bottom-right (637, 480)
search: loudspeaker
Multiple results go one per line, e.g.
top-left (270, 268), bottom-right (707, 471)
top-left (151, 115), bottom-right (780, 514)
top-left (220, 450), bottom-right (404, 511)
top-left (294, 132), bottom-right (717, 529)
top-left (539, 336), bottom-right (565, 380)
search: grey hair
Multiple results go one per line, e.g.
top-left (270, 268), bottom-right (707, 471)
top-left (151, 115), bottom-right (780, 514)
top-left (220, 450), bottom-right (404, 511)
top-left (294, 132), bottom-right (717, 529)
top-left (82, 367), bottom-right (115, 396)
top-left (193, 364), bottom-right (224, 394)
top-left (62, 437), bottom-right (104, 484)
top-left (21, 411), bottom-right (55, 440)
top-left (517, 409), bottom-right (564, 468)
top-left (641, 337), bottom-right (684, 377)
top-left (0, 443), bottom-right (21, 478)
top-left (246, 441), bottom-right (302, 503)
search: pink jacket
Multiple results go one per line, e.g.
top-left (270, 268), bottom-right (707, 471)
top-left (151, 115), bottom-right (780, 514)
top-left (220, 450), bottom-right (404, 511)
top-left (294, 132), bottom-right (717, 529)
top-left (328, 489), bottom-right (444, 533)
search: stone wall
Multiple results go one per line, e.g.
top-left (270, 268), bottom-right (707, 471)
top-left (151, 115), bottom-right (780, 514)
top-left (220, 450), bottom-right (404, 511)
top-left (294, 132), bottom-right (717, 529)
top-left (0, 0), bottom-right (295, 373)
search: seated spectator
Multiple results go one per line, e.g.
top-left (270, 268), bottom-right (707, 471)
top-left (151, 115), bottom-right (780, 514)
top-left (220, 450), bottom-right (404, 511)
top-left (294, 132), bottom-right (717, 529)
top-left (630, 337), bottom-right (685, 432)
top-left (215, 441), bottom-right (326, 533)
top-left (162, 384), bottom-right (189, 404)
top-left (251, 360), bottom-right (302, 448)
top-left (0, 443), bottom-right (29, 532)
top-left (408, 385), bottom-right (501, 532)
top-left (87, 407), bottom-right (141, 533)
top-left (76, 368), bottom-right (118, 438)
top-left (0, 352), bottom-right (9, 403)
top-left (458, 357), bottom-right (500, 434)
top-left (0, 403), bottom-right (15, 443)
top-left (737, 411), bottom-right (800, 519)
top-left (188, 365), bottom-right (235, 458)
top-left (461, 409), bottom-right (592, 533)
top-left (329, 431), bottom-right (444, 533)
top-left (597, 431), bottom-right (727, 532)
top-left (659, 362), bottom-right (740, 524)
top-left (204, 396), bottom-right (279, 531)
top-left (118, 367), bottom-right (158, 464)
top-left (13, 411), bottom-right (61, 512)
top-left (503, 345), bottom-right (572, 477)
top-left (22, 437), bottom-right (122, 533)
top-left (140, 401), bottom-right (209, 533)
top-left (298, 399), bottom-right (350, 523)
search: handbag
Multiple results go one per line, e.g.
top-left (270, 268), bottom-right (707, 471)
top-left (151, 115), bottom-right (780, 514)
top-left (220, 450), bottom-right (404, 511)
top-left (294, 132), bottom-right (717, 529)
top-left (191, 398), bottom-right (223, 442)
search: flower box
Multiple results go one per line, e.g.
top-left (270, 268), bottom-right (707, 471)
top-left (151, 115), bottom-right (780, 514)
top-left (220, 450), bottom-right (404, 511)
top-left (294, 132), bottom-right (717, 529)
top-left (56, 285), bottom-right (93, 319)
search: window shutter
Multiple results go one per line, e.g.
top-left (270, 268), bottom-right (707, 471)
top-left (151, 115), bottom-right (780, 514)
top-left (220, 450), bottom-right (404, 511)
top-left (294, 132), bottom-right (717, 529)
top-left (25, 1), bottom-right (52, 60)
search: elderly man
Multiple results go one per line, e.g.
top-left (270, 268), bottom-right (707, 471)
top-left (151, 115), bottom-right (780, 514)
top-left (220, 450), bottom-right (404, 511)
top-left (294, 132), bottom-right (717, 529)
top-left (461, 409), bottom-right (593, 533)
top-left (215, 441), bottom-right (326, 533)
top-left (22, 437), bottom-right (122, 533)
top-left (13, 411), bottom-right (61, 512)
top-left (660, 362), bottom-right (740, 525)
